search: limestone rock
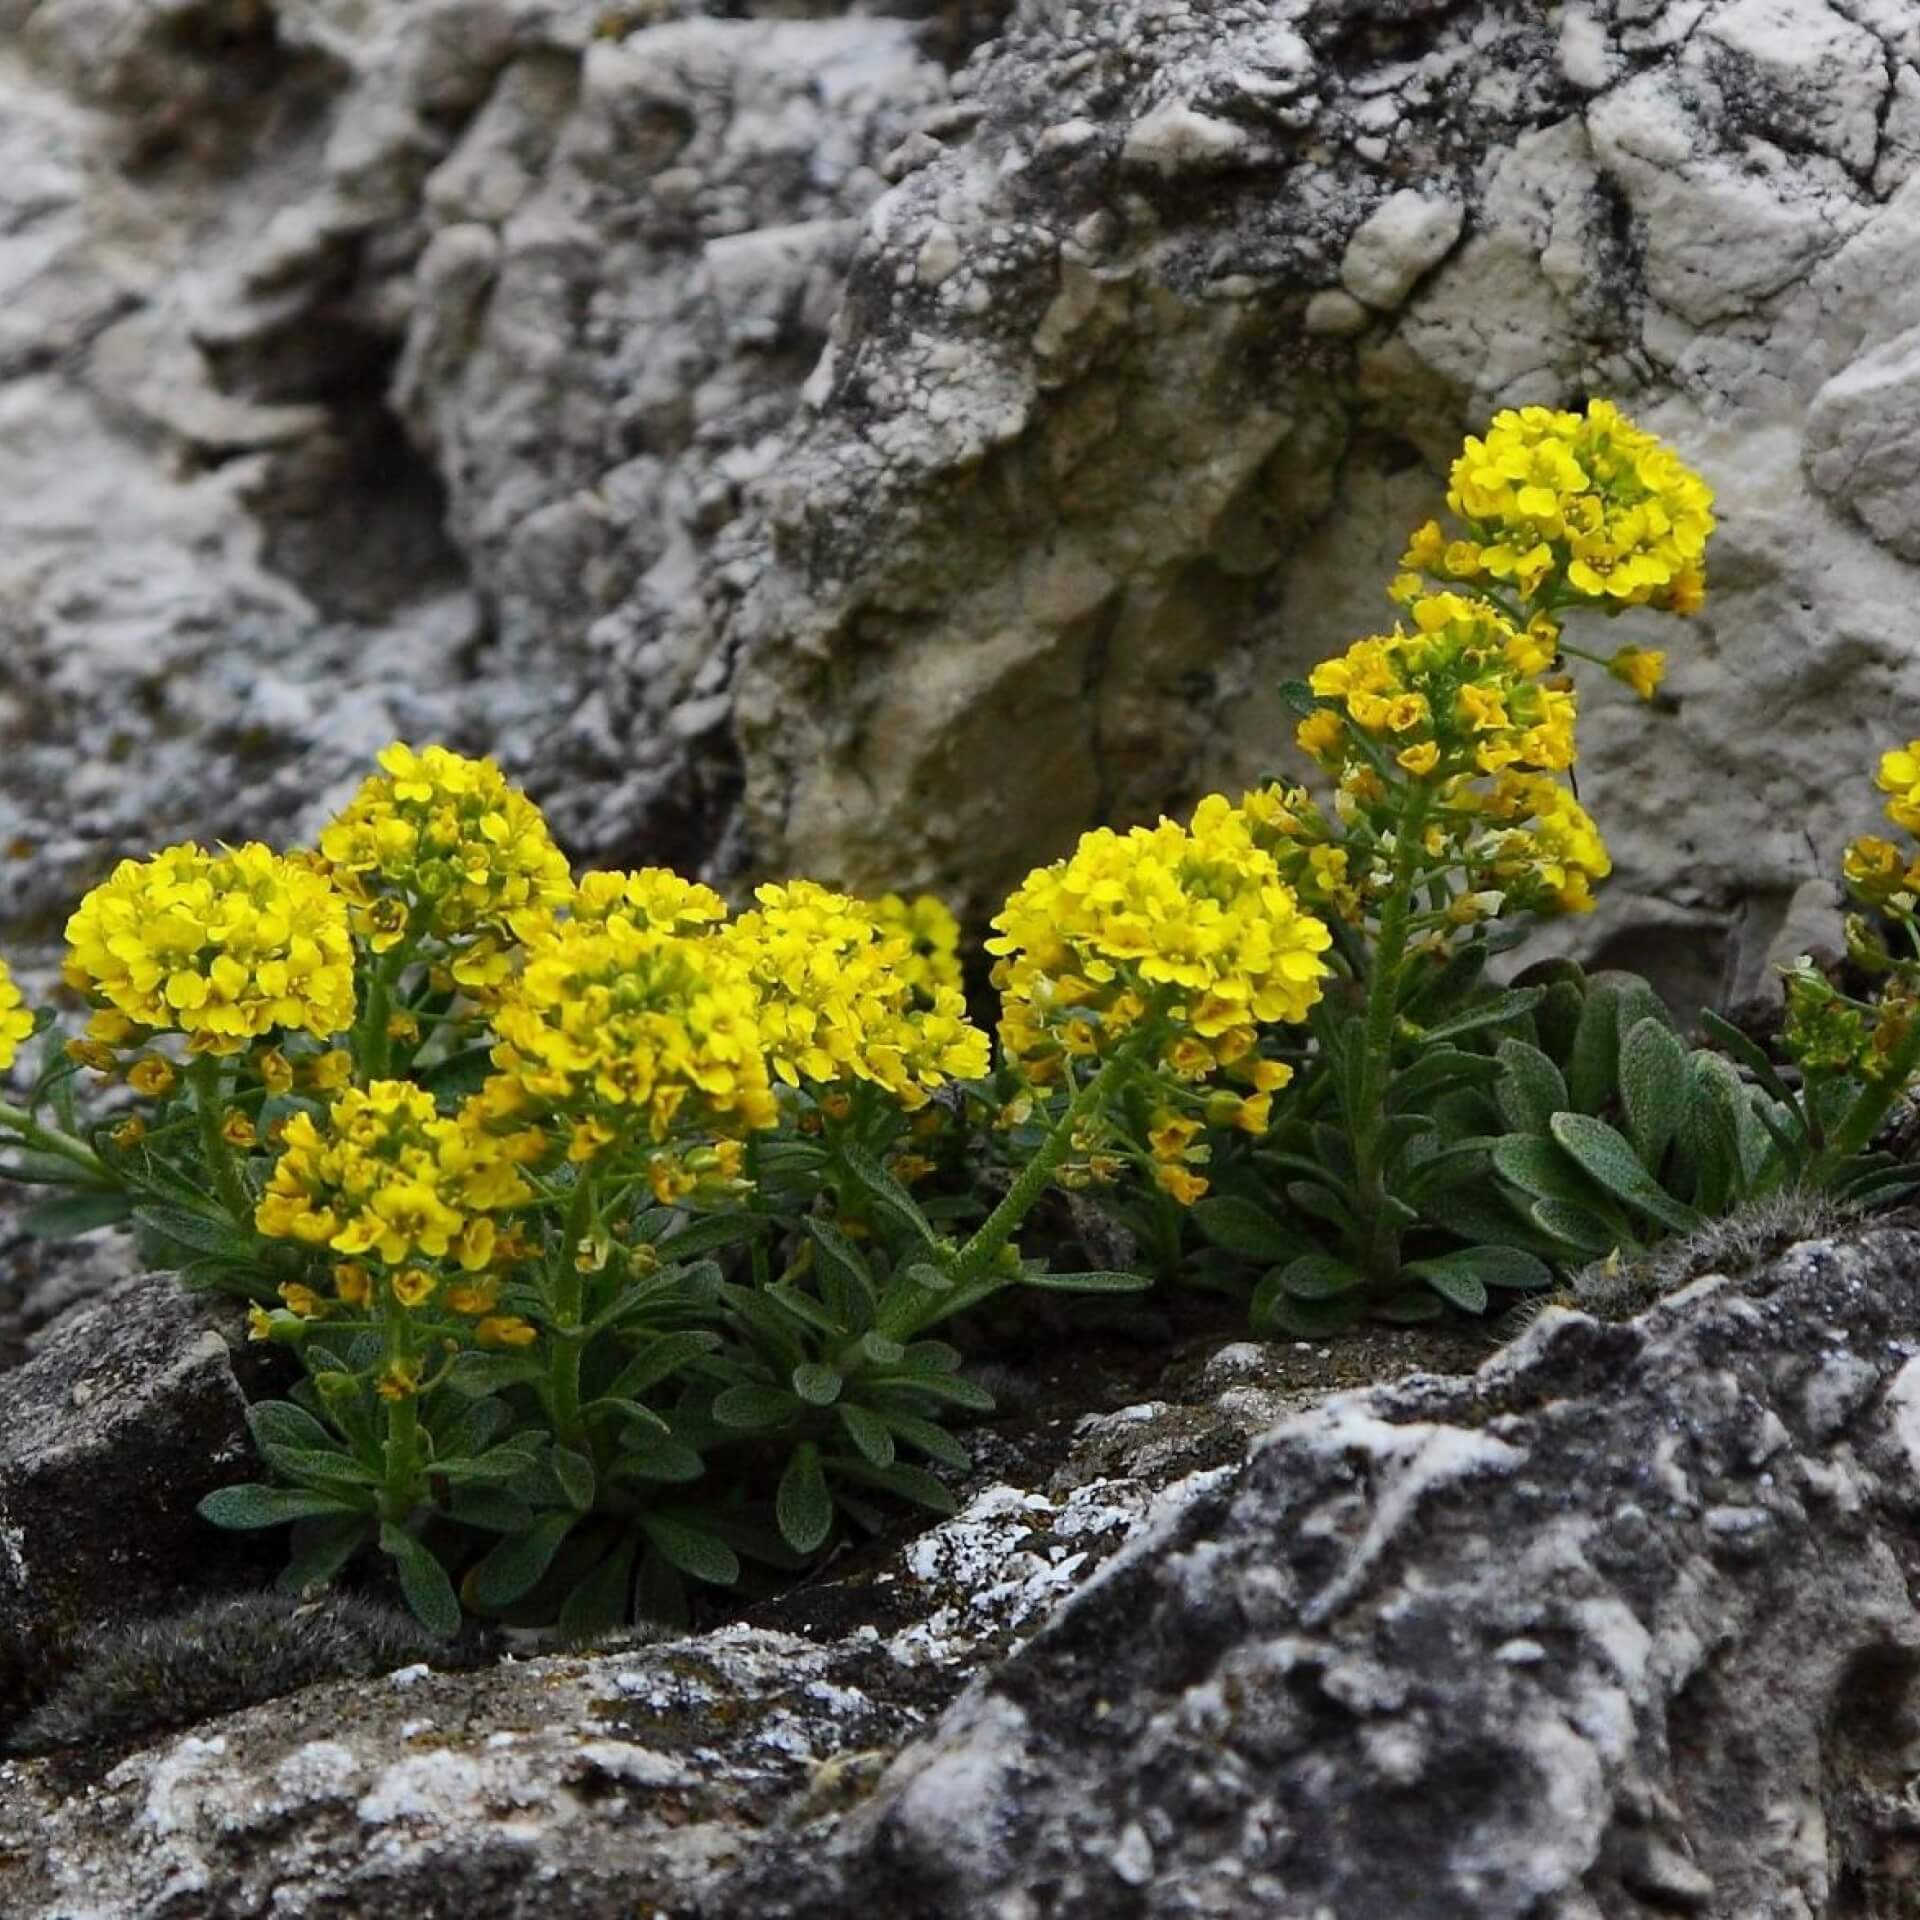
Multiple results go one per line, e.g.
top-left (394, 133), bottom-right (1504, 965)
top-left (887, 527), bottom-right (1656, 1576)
top-left (713, 1230), bottom-right (1920, 1917)
top-left (0, 1271), bottom-right (267, 1717)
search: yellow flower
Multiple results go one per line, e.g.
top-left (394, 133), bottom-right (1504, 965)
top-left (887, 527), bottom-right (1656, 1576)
top-left (872, 891), bottom-right (966, 1000)
top-left (487, 915), bottom-right (777, 1141)
top-left (721, 880), bottom-right (989, 1108)
top-left (988, 797), bottom-right (1331, 1087)
top-left (555, 867), bottom-right (731, 938)
top-left (1474, 775), bottom-right (1613, 914)
top-left (319, 743), bottom-right (572, 958)
top-left (1606, 647), bottom-right (1666, 701)
top-left (1397, 740), bottom-right (1440, 776)
top-left (258, 1049), bottom-right (295, 1094)
top-left (1444, 400), bottom-right (1715, 616)
top-left (1876, 742), bottom-right (1920, 836)
top-left (127, 1056), bottom-right (178, 1098)
top-left (65, 1037), bottom-right (117, 1073)
top-left (391, 1267), bottom-right (437, 1309)
top-left (475, 1315), bottom-right (538, 1349)
top-left (306, 1049), bottom-right (354, 1092)
top-left (333, 1262), bottom-right (372, 1307)
top-left (110, 1116), bottom-right (146, 1149)
top-left (63, 843), bottom-right (355, 1056)
top-left (255, 1079), bottom-right (536, 1274)
top-left (1153, 1162), bottom-right (1209, 1206)
top-left (220, 1110), bottom-right (257, 1150)
top-left (1296, 709), bottom-right (1347, 762)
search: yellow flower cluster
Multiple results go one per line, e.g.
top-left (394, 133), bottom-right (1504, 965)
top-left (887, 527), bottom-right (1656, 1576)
top-left (1467, 773), bottom-right (1613, 915)
top-left (1840, 744), bottom-right (1920, 911)
top-left (1300, 593), bottom-right (1577, 783)
top-left (256, 1080), bottom-right (537, 1277)
top-left (0, 959), bottom-right (34, 1071)
top-left (722, 881), bottom-right (989, 1108)
top-left (988, 795), bottom-right (1331, 1088)
top-left (872, 892), bottom-right (966, 1000)
top-left (319, 744), bottom-right (572, 970)
top-left (485, 916), bottom-right (777, 1144)
top-left (63, 843), bottom-right (356, 1056)
top-left (1401, 399), bottom-right (1713, 616)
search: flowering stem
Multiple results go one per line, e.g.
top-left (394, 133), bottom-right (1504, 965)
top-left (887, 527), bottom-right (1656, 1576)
top-left (1812, 1021), bottom-right (1920, 1177)
top-left (1350, 784), bottom-right (1433, 1287)
top-left (381, 1292), bottom-right (421, 1520)
top-left (0, 1100), bottom-right (108, 1181)
top-left (548, 1172), bottom-right (597, 1445)
top-left (902, 1038), bottom-right (1149, 1336)
top-left (188, 1055), bottom-right (252, 1224)
top-left (357, 938), bottom-right (417, 1081)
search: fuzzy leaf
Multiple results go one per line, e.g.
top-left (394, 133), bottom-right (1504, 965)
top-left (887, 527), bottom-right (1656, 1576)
top-left (1619, 1017), bottom-right (1691, 1172)
top-left (551, 1445), bottom-right (596, 1512)
top-left (712, 1384), bottom-right (803, 1430)
top-left (131, 1205), bottom-right (258, 1258)
top-left (465, 1512), bottom-right (577, 1610)
top-left (1252, 1284), bottom-right (1366, 1338)
top-left (823, 1458), bottom-right (958, 1515)
top-left (875, 1409), bottom-right (970, 1471)
top-left (1017, 1269), bottom-right (1153, 1295)
top-left (611, 1437), bottom-right (706, 1484)
top-left (1549, 1112), bottom-right (1703, 1234)
top-left (23, 1189), bottom-right (132, 1238)
top-left (640, 1515), bottom-right (741, 1588)
top-left (1494, 1039), bottom-right (1569, 1137)
top-left (1528, 1198), bottom-right (1624, 1260)
top-left (1274, 1254), bottom-right (1365, 1301)
top-left (1490, 1134), bottom-right (1606, 1209)
top-left (247, 1400), bottom-right (338, 1454)
top-left (1419, 988), bottom-right (1544, 1044)
top-left (558, 1541), bottom-right (637, 1644)
top-left (776, 1444), bottom-right (835, 1555)
top-left (835, 1403), bottom-right (897, 1468)
top-left (1190, 1196), bottom-right (1307, 1262)
top-left (379, 1524), bottom-right (460, 1637)
top-left (792, 1362), bottom-right (844, 1406)
top-left (276, 1512), bottom-right (370, 1595)
top-left (1568, 984), bottom-right (1622, 1114)
top-left (199, 1484), bottom-right (363, 1529)
top-left (839, 1143), bottom-right (939, 1247)
top-left (1376, 1289), bottom-right (1446, 1324)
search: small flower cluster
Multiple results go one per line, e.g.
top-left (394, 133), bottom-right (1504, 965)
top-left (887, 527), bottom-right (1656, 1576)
top-left (1417, 398), bottom-right (1714, 617)
top-left (62, 843), bottom-right (356, 1055)
top-left (320, 743), bottom-right (572, 983)
top-left (484, 914), bottom-right (777, 1147)
top-left (872, 892), bottom-right (966, 1000)
top-left (988, 794), bottom-right (1330, 1111)
top-left (723, 881), bottom-right (988, 1108)
top-left (1299, 592), bottom-right (1574, 783)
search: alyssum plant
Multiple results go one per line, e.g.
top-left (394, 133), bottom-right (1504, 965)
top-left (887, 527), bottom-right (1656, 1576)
top-left (5, 399), bottom-right (1903, 1635)
top-left (0, 742), bottom-right (1331, 1634)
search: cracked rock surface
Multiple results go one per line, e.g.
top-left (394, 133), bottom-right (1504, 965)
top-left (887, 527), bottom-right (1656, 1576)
top-left (3, 0), bottom-right (1920, 1018)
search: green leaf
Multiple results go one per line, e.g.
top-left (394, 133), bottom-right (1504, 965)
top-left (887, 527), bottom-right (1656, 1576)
top-left (131, 1205), bottom-right (258, 1258)
top-left (835, 1402), bottom-right (896, 1468)
top-left (1016, 1269), bottom-right (1154, 1295)
top-left (879, 1370), bottom-right (995, 1413)
top-left (1548, 1112), bottom-right (1704, 1234)
top-left (1697, 1008), bottom-right (1797, 1104)
top-left (465, 1513), bottom-right (577, 1610)
top-left (823, 1458), bottom-right (958, 1515)
top-left (1419, 1185), bottom-right (1565, 1258)
top-left (1494, 1039), bottom-right (1569, 1136)
top-left (712, 1383), bottom-right (803, 1430)
top-left (776, 1444), bottom-right (835, 1555)
top-left (1490, 1134), bottom-right (1608, 1210)
top-left (1408, 1244), bottom-right (1553, 1295)
top-left (23, 1189), bottom-right (133, 1237)
top-left (247, 1400), bottom-right (338, 1454)
top-left (658, 1212), bottom-right (775, 1260)
top-left (433, 1396), bottom-right (511, 1461)
top-left (1252, 1284), bottom-right (1366, 1338)
top-left (898, 1339), bottom-right (959, 1373)
top-left (580, 1396), bottom-right (671, 1439)
top-left (1399, 938), bottom-right (1491, 1020)
top-left (1528, 1198), bottom-right (1623, 1260)
top-left (1286, 1180), bottom-right (1363, 1239)
top-left (258, 1445), bottom-right (382, 1491)
top-left (805, 1218), bottom-right (879, 1323)
top-left (640, 1515), bottom-right (741, 1587)
top-left (839, 1144), bottom-right (939, 1247)
top-left (764, 1285), bottom-right (850, 1340)
top-left (1402, 1139), bottom-right (1497, 1201)
top-left (1278, 677), bottom-right (1317, 715)
top-left (1618, 1017), bottom-right (1691, 1172)
top-left (276, 1513), bottom-right (370, 1595)
top-left (605, 1331), bottom-right (721, 1402)
top-left (558, 1541), bottom-right (637, 1644)
top-left (199, 1484), bottom-right (363, 1530)
top-left (1419, 988), bottom-right (1545, 1044)
top-left (442, 1486), bottom-right (537, 1533)
top-left (875, 1408), bottom-right (970, 1470)
top-left (417, 1044), bottom-right (495, 1100)
top-left (1274, 1254), bottom-right (1365, 1301)
top-left (1568, 983), bottom-right (1623, 1114)
top-left (551, 1446), bottom-right (596, 1512)
top-left (792, 1362), bottom-right (844, 1406)
top-left (610, 1437), bottom-right (706, 1483)
top-left (447, 1352), bottom-right (546, 1397)
top-left (1190, 1196), bottom-right (1307, 1262)
top-left (380, 1523), bottom-right (461, 1637)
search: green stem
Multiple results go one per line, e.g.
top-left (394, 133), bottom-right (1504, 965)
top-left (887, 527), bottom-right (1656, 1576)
top-left (189, 1055), bottom-right (252, 1223)
top-left (1350, 785), bottom-right (1433, 1287)
top-left (1814, 1021), bottom-right (1920, 1176)
top-left (548, 1172), bottom-right (597, 1444)
top-left (0, 1100), bottom-right (108, 1181)
top-left (380, 1294), bottom-right (421, 1521)
top-left (357, 939), bottom-right (417, 1081)
top-left (936, 1036), bottom-right (1144, 1305)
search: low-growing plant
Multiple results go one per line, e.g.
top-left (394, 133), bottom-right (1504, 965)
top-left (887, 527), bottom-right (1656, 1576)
top-left (8, 399), bottom-right (1915, 1637)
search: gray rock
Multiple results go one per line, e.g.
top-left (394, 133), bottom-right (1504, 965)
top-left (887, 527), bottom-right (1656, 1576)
top-left (0, 1271), bottom-right (267, 1718)
top-left (708, 1229), bottom-right (1920, 1918)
